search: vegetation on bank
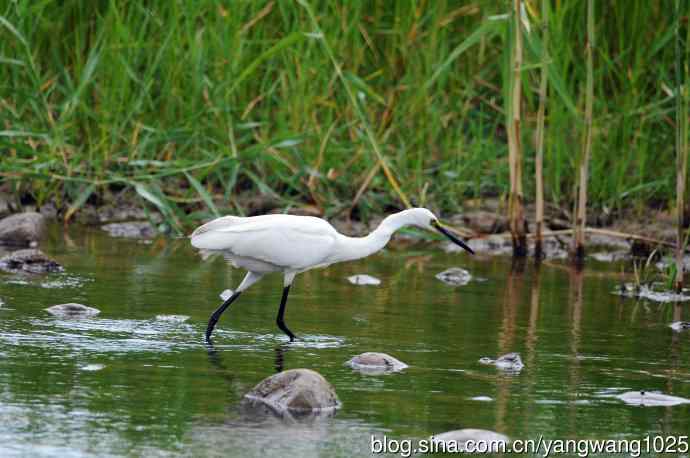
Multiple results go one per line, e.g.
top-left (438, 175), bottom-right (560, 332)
top-left (0, 1), bottom-right (688, 234)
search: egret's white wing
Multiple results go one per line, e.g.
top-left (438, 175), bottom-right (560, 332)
top-left (191, 215), bottom-right (338, 270)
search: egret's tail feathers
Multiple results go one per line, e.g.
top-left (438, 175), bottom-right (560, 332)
top-left (190, 215), bottom-right (243, 239)
top-left (197, 249), bottom-right (221, 261)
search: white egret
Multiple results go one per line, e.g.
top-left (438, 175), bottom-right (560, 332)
top-left (190, 207), bottom-right (474, 342)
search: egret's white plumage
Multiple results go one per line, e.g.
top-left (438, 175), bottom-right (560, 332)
top-left (191, 208), bottom-right (473, 342)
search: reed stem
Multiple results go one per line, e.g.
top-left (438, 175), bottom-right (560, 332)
top-left (508, 0), bottom-right (527, 257)
top-left (572, 0), bottom-right (595, 262)
top-left (534, 0), bottom-right (549, 260)
top-left (675, 0), bottom-right (689, 292)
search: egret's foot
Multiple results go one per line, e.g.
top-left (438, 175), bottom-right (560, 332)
top-left (277, 321), bottom-right (296, 342)
top-left (205, 291), bottom-right (242, 343)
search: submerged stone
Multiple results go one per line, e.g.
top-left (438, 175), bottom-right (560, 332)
top-left (0, 212), bottom-right (46, 246)
top-left (613, 283), bottom-right (690, 303)
top-left (431, 429), bottom-right (509, 453)
top-left (155, 314), bottom-right (189, 323)
top-left (616, 391), bottom-right (690, 407)
top-left (347, 274), bottom-right (381, 286)
top-left (0, 249), bottom-right (63, 274)
top-left (45, 303), bottom-right (100, 318)
top-left (242, 369), bottom-right (340, 413)
top-left (670, 321), bottom-right (690, 332)
top-left (479, 352), bottom-right (524, 372)
top-left (435, 267), bottom-right (472, 286)
top-left (101, 221), bottom-right (156, 239)
top-left (345, 352), bottom-right (408, 374)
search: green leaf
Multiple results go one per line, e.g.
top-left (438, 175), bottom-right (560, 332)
top-left (184, 172), bottom-right (221, 217)
top-left (272, 138), bottom-right (303, 149)
top-left (64, 184), bottom-right (96, 222)
top-left (228, 32), bottom-right (304, 95)
top-left (425, 20), bottom-right (502, 90)
top-left (344, 72), bottom-right (385, 105)
top-left (134, 182), bottom-right (173, 215)
top-left (0, 16), bottom-right (27, 47)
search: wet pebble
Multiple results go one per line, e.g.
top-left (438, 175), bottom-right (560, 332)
top-left (457, 210), bottom-right (507, 234)
top-left (345, 352), bottom-right (408, 374)
top-left (155, 315), bottom-right (190, 323)
top-left (347, 274), bottom-right (381, 286)
top-left (0, 212), bottom-right (46, 246)
top-left (242, 368), bottom-right (340, 413)
top-left (45, 303), bottom-right (101, 318)
top-left (616, 391), bottom-right (690, 407)
top-left (0, 249), bottom-right (63, 274)
top-left (479, 352), bottom-right (524, 372)
top-left (101, 221), bottom-right (156, 239)
top-left (670, 321), bottom-right (690, 332)
top-left (435, 267), bottom-right (472, 286)
top-left (431, 429), bottom-right (509, 452)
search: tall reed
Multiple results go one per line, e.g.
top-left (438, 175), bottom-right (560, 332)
top-left (675, 0), bottom-right (689, 292)
top-left (534, 0), bottom-right (549, 259)
top-left (508, 0), bottom-right (527, 257)
top-left (572, 0), bottom-right (594, 262)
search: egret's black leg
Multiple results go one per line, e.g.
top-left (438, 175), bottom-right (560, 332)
top-left (276, 285), bottom-right (296, 342)
top-left (206, 291), bottom-right (242, 343)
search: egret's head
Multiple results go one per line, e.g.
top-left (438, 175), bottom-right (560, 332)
top-left (405, 208), bottom-right (474, 254)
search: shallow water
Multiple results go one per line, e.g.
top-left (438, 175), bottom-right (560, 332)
top-left (1, 225), bottom-right (689, 457)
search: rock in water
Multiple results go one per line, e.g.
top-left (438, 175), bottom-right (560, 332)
top-left (0, 212), bottom-right (46, 246)
top-left (345, 352), bottom-right (408, 374)
top-left (494, 353), bottom-right (524, 371)
top-left (101, 222), bottom-right (156, 239)
top-left (347, 274), bottom-right (381, 286)
top-left (435, 267), bottom-right (472, 286)
top-left (669, 321), bottom-right (690, 332)
top-left (0, 249), bottom-right (63, 274)
top-left (431, 429), bottom-right (509, 453)
top-left (45, 303), bottom-right (100, 318)
top-left (616, 391), bottom-right (690, 407)
top-left (243, 369), bottom-right (340, 413)
top-left (479, 352), bottom-right (524, 372)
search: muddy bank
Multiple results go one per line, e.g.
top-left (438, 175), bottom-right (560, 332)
top-left (1, 190), bottom-right (683, 260)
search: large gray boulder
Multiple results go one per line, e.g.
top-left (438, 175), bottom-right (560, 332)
top-left (0, 249), bottom-right (63, 274)
top-left (0, 212), bottom-right (46, 246)
top-left (243, 369), bottom-right (340, 413)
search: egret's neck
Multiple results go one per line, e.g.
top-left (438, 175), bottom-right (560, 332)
top-left (329, 212), bottom-right (412, 264)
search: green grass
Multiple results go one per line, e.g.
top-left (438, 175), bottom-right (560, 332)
top-left (0, 0), bottom-right (686, 231)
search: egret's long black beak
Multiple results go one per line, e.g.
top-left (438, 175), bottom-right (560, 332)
top-left (431, 220), bottom-right (475, 254)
